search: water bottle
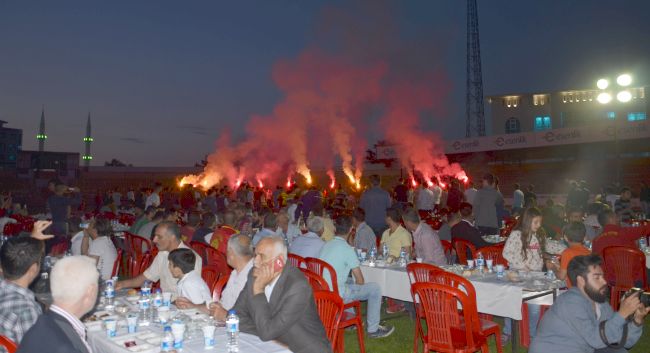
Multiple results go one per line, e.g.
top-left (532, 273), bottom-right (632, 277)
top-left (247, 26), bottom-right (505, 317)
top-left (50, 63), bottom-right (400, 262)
top-left (226, 310), bottom-right (240, 352)
top-left (382, 243), bottom-right (389, 259)
top-left (104, 280), bottom-right (115, 310)
top-left (398, 247), bottom-right (407, 267)
top-left (476, 253), bottom-right (485, 273)
top-left (138, 291), bottom-right (151, 326)
top-left (152, 289), bottom-right (163, 307)
top-left (161, 326), bottom-right (174, 352)
top-left (639, 237), bottom-right (647, 250)
top-left (368, 245), bottom-right (377, 266)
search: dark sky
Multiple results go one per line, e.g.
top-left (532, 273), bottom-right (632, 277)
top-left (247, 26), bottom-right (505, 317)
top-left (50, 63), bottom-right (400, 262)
top-left (1, 0), bottom-right (649, 166)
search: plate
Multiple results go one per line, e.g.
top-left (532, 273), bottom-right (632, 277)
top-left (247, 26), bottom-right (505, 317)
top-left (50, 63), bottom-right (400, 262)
top-left (126, 296), bottom-right (139, 303)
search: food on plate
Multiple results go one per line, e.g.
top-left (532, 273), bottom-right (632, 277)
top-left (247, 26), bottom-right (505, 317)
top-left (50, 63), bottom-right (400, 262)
top-left (127, 289), bottom-right (138, 296)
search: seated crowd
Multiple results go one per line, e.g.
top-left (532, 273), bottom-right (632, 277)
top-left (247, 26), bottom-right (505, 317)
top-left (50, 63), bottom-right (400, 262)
top-left (1, 174), bottom-right (649, 353)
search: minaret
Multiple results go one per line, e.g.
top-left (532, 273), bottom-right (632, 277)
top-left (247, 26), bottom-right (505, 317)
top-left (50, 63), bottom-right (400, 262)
top-left (37, 106), bottom-right (47, 151)
top-left (83, 112), bottom-right (93, 169)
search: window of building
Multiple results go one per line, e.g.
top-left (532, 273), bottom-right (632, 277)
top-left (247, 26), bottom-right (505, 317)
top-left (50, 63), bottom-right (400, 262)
top-left (534, 116), bottom-right (552, 131)
top-left (505, 117), bottom-right (521, 134)
top-left (606, 112), bottom-right (616, 120)
top-left (628, 112), bottom-right (647, 121)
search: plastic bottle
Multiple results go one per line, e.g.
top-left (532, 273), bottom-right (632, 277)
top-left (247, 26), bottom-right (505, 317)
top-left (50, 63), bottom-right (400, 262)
top-left (152, 289), bottom-right (163, 307)
top-left (398, 247), bottom-right (407, 267)
top-left (382, 243), bottom-right (389, 259)
top-left (161, 326), bottom-right (174, 352)
top-left (476, 252), bottom-right (485, 273)
top-left (138, 291), bottom-right (151, 326)
top-left (226, 310), bottom-right (239, 352)
top-left (104, 279), bottom-right (115, 310)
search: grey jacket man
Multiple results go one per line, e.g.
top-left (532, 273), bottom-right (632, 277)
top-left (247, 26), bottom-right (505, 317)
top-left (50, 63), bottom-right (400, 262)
top-left (473, 186), bottom-right (503, 229)
top-left (530, 287), bottom-right (643, 353)
top-left (233, 264), bottom-right (332, 353)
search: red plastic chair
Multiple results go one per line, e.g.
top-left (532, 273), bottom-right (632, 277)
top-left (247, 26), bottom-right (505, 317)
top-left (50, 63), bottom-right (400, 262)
top-left (125, 252), bottom-right (153, 277)
top-left (129, 234), bottom-right (153, 260)
top-left (475, 244), bottom-right (508, 267)
top-left (189, 240), bottom-right (208, 263)
top-left (300, 268), bottom-right (330, 291)
top-left (111, 248), bottom-right (123, 278)
top-left (313, 290), bottom-right (344, 348)
top-left (603, 246), bottom-right (647, 309)
top-left (411, 282), bottom-right (502, 353)
top-left (49, 241), bottom-right (69, 256)
top-left (204, 246), bottom-right (230, 276)
top-left (407, 264), bottom-right (502, 353)
top-left (305, 257), bottom-right (365, 353)
top-left (212, 273), bottom-right (230, 302)
top-left (452, 239), bottom-right (476, 264)
top-left (0, 334), bottom-right (17, 353)
top-left (202, 266), bottom-right (220, 293)
top-left (288, 253), bottom-right (306, 268)
top-left (440, 240), bottom-right (454, 264)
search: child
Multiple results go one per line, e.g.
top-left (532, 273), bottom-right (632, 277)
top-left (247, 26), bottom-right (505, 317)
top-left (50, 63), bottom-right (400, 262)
top-left (168, 248), bottom-right (212, 306)
top-left (548, 222), bottom-right (590, 285)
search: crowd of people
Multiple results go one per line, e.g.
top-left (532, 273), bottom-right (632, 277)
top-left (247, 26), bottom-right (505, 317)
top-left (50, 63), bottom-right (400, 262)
top-left (1, 173), bottom-right (650, 353)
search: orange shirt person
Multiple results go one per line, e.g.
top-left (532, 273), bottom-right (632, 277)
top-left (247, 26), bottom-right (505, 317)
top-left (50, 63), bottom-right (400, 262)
top-left (548, 222), bottom-right (590, 287)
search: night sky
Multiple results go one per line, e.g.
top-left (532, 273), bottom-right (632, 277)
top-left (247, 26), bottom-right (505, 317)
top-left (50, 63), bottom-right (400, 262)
top-left (1, 0), bottom-right (649, 167)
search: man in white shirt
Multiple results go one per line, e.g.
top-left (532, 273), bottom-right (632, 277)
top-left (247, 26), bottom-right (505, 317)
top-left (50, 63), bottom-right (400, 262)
top-left (414, 184), bottom-right (435, 212)
top-left (252, 213), bottom-right (278, 246)
top-left (145, 186), bottom-right (162, 209)
top-left (429, 178), bottom-right (443, 209)
top-left (276, 212), bottom-right (301, 246)
top-left (289, 216), bottom-right (325, 259)
top-left (81, 218), bottom-right (118, 280)
top-left (115, 221), bottom-right (201, 298)
top-left (464, 183), bottom-right (478, 206)
top-left (206, 235), bottom-right (254, 319)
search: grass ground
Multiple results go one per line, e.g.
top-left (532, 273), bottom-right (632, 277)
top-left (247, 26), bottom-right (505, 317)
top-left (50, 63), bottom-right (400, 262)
top-left (341, 302), bottom-right (650, 353)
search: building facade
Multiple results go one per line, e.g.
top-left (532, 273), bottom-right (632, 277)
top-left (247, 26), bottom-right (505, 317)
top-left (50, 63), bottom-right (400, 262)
top-left (0, 120), bottom-right (23, 169)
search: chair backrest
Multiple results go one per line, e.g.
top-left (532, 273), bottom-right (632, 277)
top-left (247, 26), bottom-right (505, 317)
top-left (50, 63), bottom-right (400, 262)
top-left (126, 252), bottom-right (153, 277)
top-left (204, 246), bottom-right (230, 276)
top-left (603, 246), bottom-right (647, 288)
top-left (305, 257), bottom-right (338, 293)
top-left (0, 334), bottom-right (17, 353)
top-left (212, 273), bottom-right (230, 302)
top-left (406, 263), bottom-right (444, 284)
top-left (475, 244), bottom-right (508, 267)
top-left (123, 232), bottom-right (135, 255)
top-left (188, 240), bottom-right (208, 263)
top-left (49, 240), bottom-right (69, 256)
top-left (300, 268), bottom-right (330, 291)
top-left (202, 266), bottom-right (220, 293)
top-left (440, 240), bottom-right (453, 264)
top-left (411, 282), bottom-right (485, 352)
top-left (130, 234), bottom-right (152, 259)
top-left (288, 253), bottom-right (306, 268)
top-left (111, 248), bottom-right (123, 278)
top-left (452, 239), bottom-right (476, 264)
top-left (313, 290), bottom-right (344, 347)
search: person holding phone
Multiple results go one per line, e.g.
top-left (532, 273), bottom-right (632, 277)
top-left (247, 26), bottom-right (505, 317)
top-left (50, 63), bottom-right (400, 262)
top-left (231, 236), bottom-right (331, 353)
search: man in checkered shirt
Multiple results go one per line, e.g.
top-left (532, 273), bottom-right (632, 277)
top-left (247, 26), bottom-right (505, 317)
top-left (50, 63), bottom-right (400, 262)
top-left (0, 237), bottom-right (44, 348)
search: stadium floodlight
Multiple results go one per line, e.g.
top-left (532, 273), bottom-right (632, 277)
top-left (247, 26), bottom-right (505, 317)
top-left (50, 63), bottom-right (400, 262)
top-left (616, 74), bottom-right (632, 87)
top-left (597, 92), bottom-right (612, 104)
top-left (596, 78), bottom-right (609, 90)
top-left (616, 90), bottom-right (632, 103)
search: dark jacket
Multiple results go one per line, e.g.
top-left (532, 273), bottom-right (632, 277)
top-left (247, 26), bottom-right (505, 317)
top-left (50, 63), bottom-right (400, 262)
top-left (17, 310), bottom-right (89, 353)
top-left (233, 264), bottom-right (331, 353)
top-left (451, 220), bottom-right (492, 249)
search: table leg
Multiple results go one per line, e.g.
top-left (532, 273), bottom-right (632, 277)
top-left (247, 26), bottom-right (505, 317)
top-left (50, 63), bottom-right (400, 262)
top-left (511, 319), bottom-right (519, 352)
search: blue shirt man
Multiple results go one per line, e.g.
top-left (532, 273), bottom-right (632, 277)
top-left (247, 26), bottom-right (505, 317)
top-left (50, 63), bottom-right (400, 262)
top-left (359, 175), bottom-right (392, 236)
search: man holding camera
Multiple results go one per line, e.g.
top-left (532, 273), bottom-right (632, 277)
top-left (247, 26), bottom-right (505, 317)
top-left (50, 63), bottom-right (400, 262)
top-left (530, 254), bottom-right (650, 353)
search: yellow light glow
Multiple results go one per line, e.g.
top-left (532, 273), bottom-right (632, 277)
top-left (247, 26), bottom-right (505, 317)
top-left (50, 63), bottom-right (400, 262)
top-left (616, 74), bottom-right (632, 87)
top-left (597, 92), bottom-right (612, 104)
top-left (616, 90), bottom-right (632, 103)
top-left (597, 79), bottom-right (609, 90)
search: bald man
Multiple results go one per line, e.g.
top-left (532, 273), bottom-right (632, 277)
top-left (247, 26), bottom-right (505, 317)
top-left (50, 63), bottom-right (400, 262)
top-left (231, 236), bottom-right (330, 353)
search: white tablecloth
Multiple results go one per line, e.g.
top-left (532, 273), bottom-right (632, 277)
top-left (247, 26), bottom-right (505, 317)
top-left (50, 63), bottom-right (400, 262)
top-left (89, 325), bottom-right (292, 353)
top-left (646, 253), bottom-right (650, 269)
top-left (361, 265), bottom-right (558, 320)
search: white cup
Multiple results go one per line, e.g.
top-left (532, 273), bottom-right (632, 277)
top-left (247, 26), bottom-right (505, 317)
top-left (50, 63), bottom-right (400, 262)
top-left (467, 260), bottom-right (474, 269)
top-left (104, 318), bottom-right (117, 337)
top-left (416, 257), bottom-right (423, 263)
top-left (202, 325), bottom-right (216, 348)
top-left (171, 322), bottom-right (185, 350)
top-left (162, 292), bottom-right (172, 307)
top-left (485, 259), bottom-right (494, 271)
top-left (157, 306), bottom-right (170, 324)
top-left (126, 314), bottom-right (138, 333)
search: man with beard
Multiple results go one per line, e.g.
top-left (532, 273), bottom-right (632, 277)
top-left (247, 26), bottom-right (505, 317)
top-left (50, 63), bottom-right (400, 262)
top-left (530, 255), bottom-right (649, 353)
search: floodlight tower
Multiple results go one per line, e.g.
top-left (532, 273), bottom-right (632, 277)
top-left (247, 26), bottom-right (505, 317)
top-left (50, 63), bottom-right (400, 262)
top-left (465, 0), bottom-right (486, 137)
top-left (83, 112), bottom-right (93, 170)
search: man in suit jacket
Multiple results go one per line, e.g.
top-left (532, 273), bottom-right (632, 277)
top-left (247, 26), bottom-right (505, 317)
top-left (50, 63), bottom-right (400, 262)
top-left (17, 256), bottom-right (99, 353)
top-left (232, 236), bottom-right (331, 353)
